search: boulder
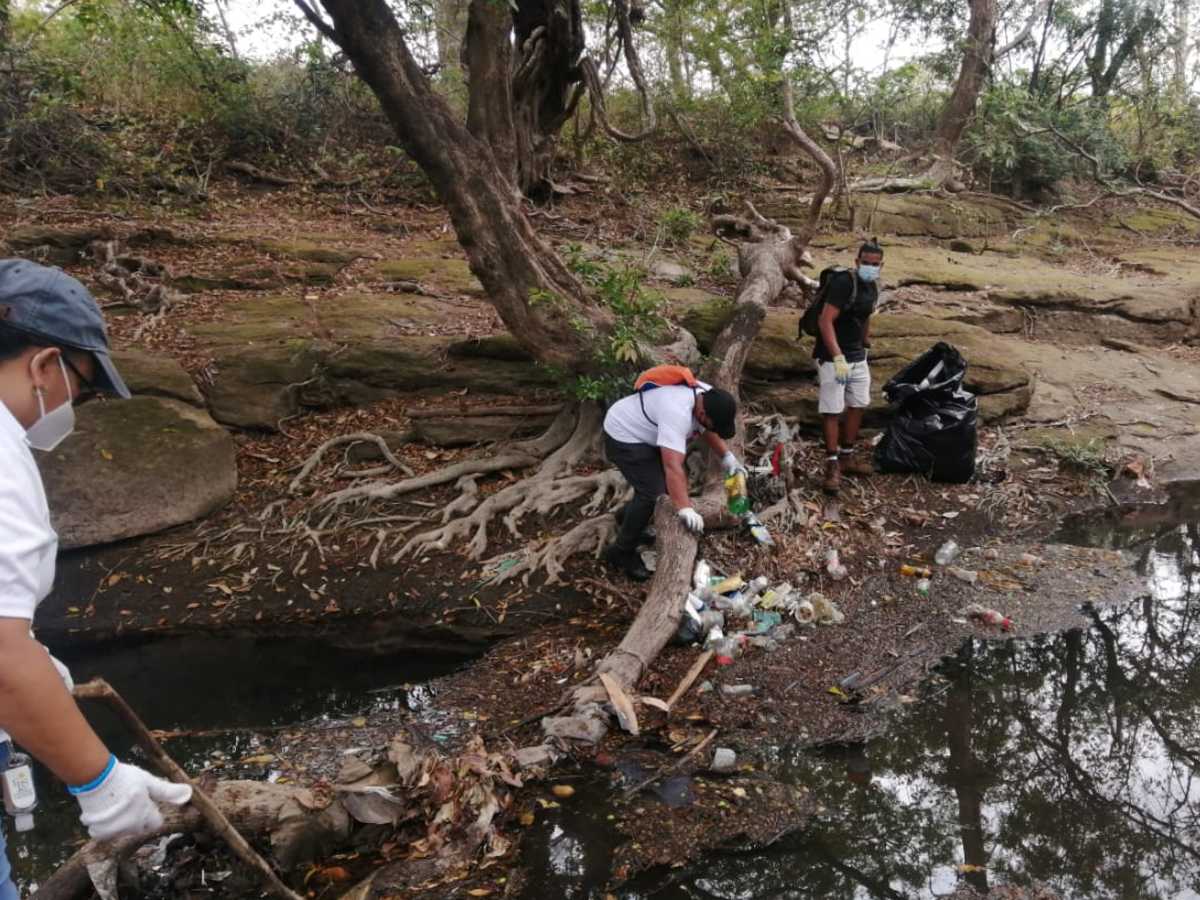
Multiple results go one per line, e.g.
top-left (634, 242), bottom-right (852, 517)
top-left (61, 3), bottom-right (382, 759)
top-left (37, 397), bottom-right (237, 549)
top-left (111, 349), bottom-right (203, 406)
top-left (413, 413), bottom-right (557, 447)
top-left (5, 226), bottom-right (111, 264)
top-left (193, 293), bottom-right (560, 430)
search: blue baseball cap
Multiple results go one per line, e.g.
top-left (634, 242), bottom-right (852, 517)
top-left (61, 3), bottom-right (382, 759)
top-left (0, 259), bottom-right (130, 398)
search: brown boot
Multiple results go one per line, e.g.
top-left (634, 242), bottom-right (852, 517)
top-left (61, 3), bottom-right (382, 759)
top-left (840, 448), bottom-right (875, 477)
top-left (822, 458), bottom-right (842, 495)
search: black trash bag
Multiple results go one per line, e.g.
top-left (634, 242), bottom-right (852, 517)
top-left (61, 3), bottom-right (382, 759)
top-left (875, 342), bottom-right (978, 483)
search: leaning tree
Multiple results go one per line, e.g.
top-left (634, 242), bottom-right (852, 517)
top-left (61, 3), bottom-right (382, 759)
top-left (290, 0), bottom-right (835, 732)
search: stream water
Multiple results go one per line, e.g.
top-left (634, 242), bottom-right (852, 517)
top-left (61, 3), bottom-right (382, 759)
top-left (9, 490), bottom-right (1199, 898)
top-left (520, 491), bottom-right (1200, 899)
top-left (7, 634), bottom-right (460, 893)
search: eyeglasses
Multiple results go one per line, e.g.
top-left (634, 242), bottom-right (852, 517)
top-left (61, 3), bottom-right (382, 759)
top-left (62, 355), bottom-right (101, 405)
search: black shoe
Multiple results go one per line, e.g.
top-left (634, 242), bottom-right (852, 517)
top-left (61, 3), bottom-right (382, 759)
top-left (604, 545), bottom-right (652, 582)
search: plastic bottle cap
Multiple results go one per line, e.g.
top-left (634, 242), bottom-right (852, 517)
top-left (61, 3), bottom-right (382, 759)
top-left (14, 813), bottom-right (33, 832)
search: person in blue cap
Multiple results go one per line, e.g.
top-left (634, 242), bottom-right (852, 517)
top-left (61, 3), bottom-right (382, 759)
top-left (0, 260), bottom-right (192, 894)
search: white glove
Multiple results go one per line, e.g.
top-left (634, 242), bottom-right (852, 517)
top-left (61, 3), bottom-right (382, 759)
top-left (720, 451), bottom-right (746, 476)
top-left (73, 759), bottom-right (193, 842)
top-left (677, 507), bottom-right (705, 534)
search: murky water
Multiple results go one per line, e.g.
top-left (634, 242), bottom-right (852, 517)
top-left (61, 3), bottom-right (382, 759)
top-left (523, 495), bottom-right (1200, 899)
top-left (6, 634), bottom-right (459, 892)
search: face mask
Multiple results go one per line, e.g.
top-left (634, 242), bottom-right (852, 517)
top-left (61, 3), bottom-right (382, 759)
top-left (25, 357), bottom-right (76, 452)
top-left (858, 264), bottom-right (881, 283)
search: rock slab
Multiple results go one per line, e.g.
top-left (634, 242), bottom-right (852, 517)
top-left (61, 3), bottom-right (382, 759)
top-left (38, 396), bottom-right (237, 549)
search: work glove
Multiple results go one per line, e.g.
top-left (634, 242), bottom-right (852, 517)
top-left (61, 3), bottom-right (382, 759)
top-left (833, 355), bottom-right (851, 386)
top-left (73, 758), bottom-right (193, 842)
top-left (720, 451), bottom-right (747, 477)
top-left (677, 507), bottom-right (705, 534)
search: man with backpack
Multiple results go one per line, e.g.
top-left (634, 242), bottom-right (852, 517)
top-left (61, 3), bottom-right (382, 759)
top-left (803, 239), bottom-right (884, 495)
top-left (602, 366), bottom-right (743, 581)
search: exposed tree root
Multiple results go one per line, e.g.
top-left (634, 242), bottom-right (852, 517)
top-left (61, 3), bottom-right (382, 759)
top-left (313, 405), bottom-right (580, 509)
top-left (289, 432), bottom-right (415, 493)
top-left (395, 407), bottom-right (610, 563)
top-left (488, 507), bottom-right (622, 586)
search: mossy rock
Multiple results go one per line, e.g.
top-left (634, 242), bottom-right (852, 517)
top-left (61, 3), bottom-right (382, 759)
top-left (448, 335), bottom-right (535, 362)
top-left (372, 257), bottom-right (482, 295)
top-left (37, 397), bottom-right (236, 549)
top-left (173, 261), bottom-right (340, 294)
top-left (5, 226), bottom-right (111, 264)
top-left (254, 238), bottom-right (365, 265)
top-left (205, 343), bottom-right (321, 429)
top-left (111, 349), bottom-right (203, 406)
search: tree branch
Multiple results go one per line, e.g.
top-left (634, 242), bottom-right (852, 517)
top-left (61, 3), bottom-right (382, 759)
top-left (293, 0), bottom-right (340, 43)
top-left (996, 0), bottom-right (1050, 57)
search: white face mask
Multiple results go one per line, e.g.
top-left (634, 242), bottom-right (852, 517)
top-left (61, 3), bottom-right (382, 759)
top-left (25, 357), bottom-right (76, 452)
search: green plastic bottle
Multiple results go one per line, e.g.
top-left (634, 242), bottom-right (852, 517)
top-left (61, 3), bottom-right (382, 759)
top-left (724, 472), bottom-right (750, 516)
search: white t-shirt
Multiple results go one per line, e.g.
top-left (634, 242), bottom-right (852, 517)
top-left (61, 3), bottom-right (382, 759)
top-left (0, 403), bottom-right (55, 622)
top-left (603, 381), bottom-right (711, 454)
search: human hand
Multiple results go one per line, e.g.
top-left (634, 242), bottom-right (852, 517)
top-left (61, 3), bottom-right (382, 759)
top-left (74, 759), bottom-right (193, 842)
top-left (720, 451), bottom-right (746, 476)
top-left (833, 355), bottom-right (851, 385)
top-left (677, 507), bottom-right (705, 534)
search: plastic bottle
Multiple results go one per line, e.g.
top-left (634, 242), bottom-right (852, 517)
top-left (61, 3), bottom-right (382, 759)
top-left (724, 471), bottom-right (750, 516)
top-left (934, 540), bottom-right (961, 566)
top-left (1, 750), bottom-right (37, 832)
top-left (948, 566), bottom-right (978, 585)
top-left (899, 564), bottom-right (932, 578)
top-left (825, 549), bottom-right (848, 581)
top-left (915, 578), bottom-right (932, 598)
top-left (743, 512), bottom-right (775, 547)
top-left (963, 603), bottom-right (1013, 631)
top-left (714, 636), bottom-right (740, 666)
top-left (693, 560), bottom-right (712, 591)
top-left (741, 576), bottom-right (770, 605)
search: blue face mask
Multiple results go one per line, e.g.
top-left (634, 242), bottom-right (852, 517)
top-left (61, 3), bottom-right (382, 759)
top-left (858, 264), bottom-right (881, 283)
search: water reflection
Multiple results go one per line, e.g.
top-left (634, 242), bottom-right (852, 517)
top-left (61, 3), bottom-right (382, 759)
top-left (563, 512), bottom-right (1200, 899)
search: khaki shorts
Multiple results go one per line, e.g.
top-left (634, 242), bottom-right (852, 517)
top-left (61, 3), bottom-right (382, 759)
top-left (817, 360), bottom-right (871, 415)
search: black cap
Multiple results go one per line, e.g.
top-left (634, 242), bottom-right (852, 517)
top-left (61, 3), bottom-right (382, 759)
top-left (702, 387), bottom-right (737, 439)
top-left (0, 259), bottom-right (130, 398)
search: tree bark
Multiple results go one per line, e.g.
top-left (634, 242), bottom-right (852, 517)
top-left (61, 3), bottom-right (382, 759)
top-left (929, 0), bottom-right (998, 182)
top-left (301, 0), bottom-right (611, 372)
top-left (1172, 0), bottom-right (1191, 95)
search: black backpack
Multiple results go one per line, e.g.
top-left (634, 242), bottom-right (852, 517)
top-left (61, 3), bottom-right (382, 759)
top-left (798, 266), bottom-right (856, 339)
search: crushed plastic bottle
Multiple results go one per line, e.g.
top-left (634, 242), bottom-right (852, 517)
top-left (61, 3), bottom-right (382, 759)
top-left (724, 471), bottom-right (750, 516)
top-left (899, 564), bottom-right (933, 578)
top-left (693, 560), bottom-right (712, 591)
top-left (948, 565), bottom-right (978, 585)
top-left (741, 576), bottom-right (770, 605)
top-left (714, 636), bottom-right (740, 666)
top-left (915, 577), bottom-right (932, 598)
top-left (758, 582), bottom-right (793, 609)
top-left (962, 603), bottom-right (1012, 630)
top-left (710, 575), bottom-right (745, 595)
top-left (825, 549), bottom-right (848, 581)
top-left (743, 511), bottom-right (775, 546)
top-left (934, 540), bottom-right (960, 565)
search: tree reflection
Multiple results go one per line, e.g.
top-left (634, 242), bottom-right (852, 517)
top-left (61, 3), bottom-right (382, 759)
top-left (622, 520), bottom-right (1200, 900)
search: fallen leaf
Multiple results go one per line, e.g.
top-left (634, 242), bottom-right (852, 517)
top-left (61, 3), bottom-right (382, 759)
top-left (99, 448), bottom-right (113, 461)
top-left (958, 864), bottom-right (987, 874)
top-left (518, 811), bottom-right (535, 826)
top-left (466, 889), bottom-right (494, 896)
top-left (641, 697), bottom-right (670, 712)
top-left (551, 784), bottom-right (575, 798)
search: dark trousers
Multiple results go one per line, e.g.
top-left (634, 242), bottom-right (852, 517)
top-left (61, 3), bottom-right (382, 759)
top-left (605, 434), bottom-right (666, 554)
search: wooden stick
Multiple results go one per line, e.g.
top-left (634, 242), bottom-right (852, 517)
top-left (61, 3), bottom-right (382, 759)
top-left (73, 679), bottom-right (305, 900)
top-left (621, 728), bottom-right (718, 800)
top-left (666, 649), bottom-right (714, 711)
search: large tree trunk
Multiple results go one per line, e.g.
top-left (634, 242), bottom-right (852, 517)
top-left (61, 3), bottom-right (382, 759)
top-left (510, 0), bottom-right (588, 195)
top-left (928, 0), bottom-right (998, 182)
top-left (305, 0), bottom-right (609, 371)
top-left (1172, 0), bottom-right (1191, 94)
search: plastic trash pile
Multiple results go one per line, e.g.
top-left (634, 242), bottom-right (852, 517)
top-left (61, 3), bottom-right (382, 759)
top-left (675, 559), bottom-right (845, 662)
top-left (899, 539), bottom-right (1017, 631)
